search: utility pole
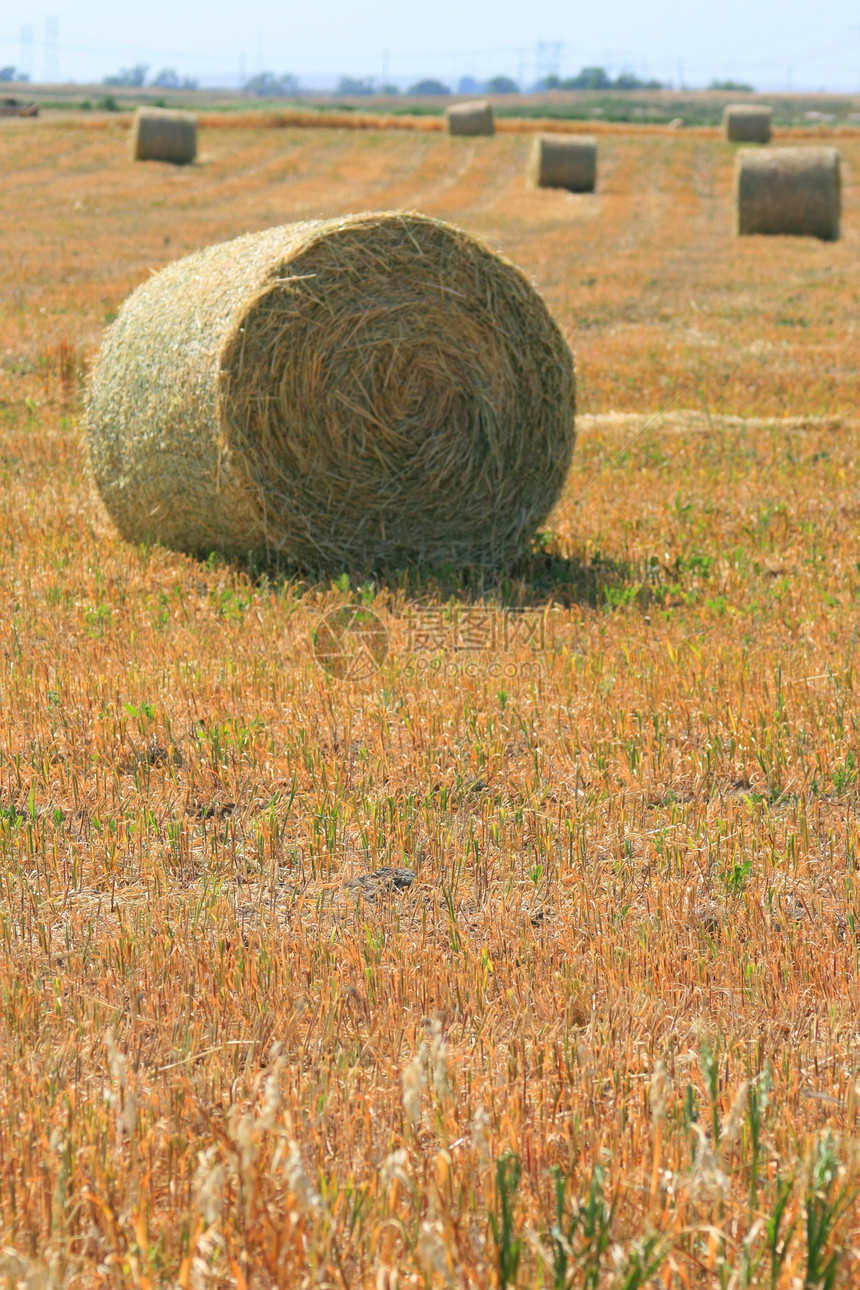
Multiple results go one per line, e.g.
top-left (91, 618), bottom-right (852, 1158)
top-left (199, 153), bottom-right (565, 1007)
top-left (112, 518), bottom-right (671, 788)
top-left (383, 48), bottom-right (389, 88)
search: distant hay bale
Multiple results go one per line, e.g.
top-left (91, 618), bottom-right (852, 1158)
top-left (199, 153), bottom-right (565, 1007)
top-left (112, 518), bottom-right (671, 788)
top-left (529, 134), bottom-right (596, 192)
top-left (446, 100), bottom-right (494, 137)
top-left (735, 146), bottom-right (840, 240)
top-left (86, 212), bottom-right (576, 571)
top-left (131, 107), bottom-right (197, 164)
top-left (723, 104), bottom-right (772, 143)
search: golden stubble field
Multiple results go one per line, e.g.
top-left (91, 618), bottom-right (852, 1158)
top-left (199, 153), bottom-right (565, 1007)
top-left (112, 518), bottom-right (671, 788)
top-left (2, 114), bottom-right (860, 1286)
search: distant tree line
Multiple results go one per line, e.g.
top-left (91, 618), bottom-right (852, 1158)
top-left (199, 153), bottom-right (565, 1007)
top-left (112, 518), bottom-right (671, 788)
top-left (707, 79), bottom-right (754, 91)
top-left (334, 74), bottom-right (531, 97)
top-left (103, 65), bottom-right (198, 90)
top-left (231, 68), bottom-right (756, 98)
top-left (337, 77), bottom-right (381, 96)
top-left (98, 63), bottom-right (755, 101)
top-left (0, 66), bottom-right (30, 82)
top-left (543, 68), bottom-right (665, 91)
top-left (103, 65), bottom-right (305, 98)
top-left (331, 68), bottom-right (684, 97)
top-left (244, 72), bottom-right (300, 96)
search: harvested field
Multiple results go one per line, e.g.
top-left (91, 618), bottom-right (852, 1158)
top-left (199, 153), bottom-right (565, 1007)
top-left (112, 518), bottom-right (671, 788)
top-left (2, 116), bottom-right (860, 1286)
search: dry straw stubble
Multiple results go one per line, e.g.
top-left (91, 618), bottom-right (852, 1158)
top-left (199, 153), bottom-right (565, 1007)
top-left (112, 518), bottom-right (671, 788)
top-left (735, 145), bottom-right (841, 240)
top-left (131, 106), bottom-right (197, 164)
top-left (529, 133), bottom-right (597, 191)
top-left (723, 103), bottom-right (772, 143)
top-left (86, 212), bottom-right (575, 571)
top-left (446, 99), bottom-right (495, 136)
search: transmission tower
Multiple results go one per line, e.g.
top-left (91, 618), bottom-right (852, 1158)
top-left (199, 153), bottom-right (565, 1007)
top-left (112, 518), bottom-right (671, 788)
top-left (536, 41), bottom-right (563, 86)
top-left (19, 25), bottom-right (34, 80)
top-left (44, 17), bottom-right (59, 84)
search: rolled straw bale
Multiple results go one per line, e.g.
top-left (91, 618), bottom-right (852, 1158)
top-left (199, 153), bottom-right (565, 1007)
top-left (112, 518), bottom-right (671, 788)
top-left (529, 134), bottom-right (596, 192)
top-left (735, 146), bottom-right (840, 240)
top-left (446, 100), bottom-right (494, 137)
top-left (723, 104), bottom-right (772, 143)
top-left (131, 106), bottom-right (197, 164)
top-left (86, 212), bottom-right (576, 570)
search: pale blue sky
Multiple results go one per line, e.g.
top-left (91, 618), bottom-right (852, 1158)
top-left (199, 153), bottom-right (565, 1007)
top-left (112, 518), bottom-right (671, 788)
top-left (2, 0), bottom-right (858, 92)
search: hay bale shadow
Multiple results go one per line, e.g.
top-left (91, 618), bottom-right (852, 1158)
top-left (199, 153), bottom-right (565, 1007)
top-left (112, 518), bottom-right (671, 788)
top-left (222, 534), bottom-right (674, 613)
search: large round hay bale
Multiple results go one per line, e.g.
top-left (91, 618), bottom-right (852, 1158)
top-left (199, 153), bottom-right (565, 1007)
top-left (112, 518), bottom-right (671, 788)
top-left (723, 104), bottom-right (772, 144)
top-left (529, 134), bottom-right (596, 192)
top-left (86, 212), bottom-right (576, 571)
top-left (446, 100), bottom-right (494, 137)
top-left (131, 106), bottom-right (197, 164)
top-left (735, 146), bottom-right (840, 240)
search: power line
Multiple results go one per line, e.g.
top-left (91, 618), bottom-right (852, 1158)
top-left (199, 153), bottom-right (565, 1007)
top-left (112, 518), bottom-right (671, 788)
top-left (0, 30), bottom-right (237, 65)
top-left (0, 25), bottom-right (858, 88)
